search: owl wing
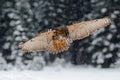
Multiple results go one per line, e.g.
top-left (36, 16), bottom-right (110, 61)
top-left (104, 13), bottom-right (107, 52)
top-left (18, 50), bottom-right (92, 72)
top-left (68, 17), bottom-right (111, 40)
top-left (21, 31), bottom-right (53, 52)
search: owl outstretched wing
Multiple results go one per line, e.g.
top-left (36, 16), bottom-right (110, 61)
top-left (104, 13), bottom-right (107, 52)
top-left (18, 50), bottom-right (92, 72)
top-left (68, 17), bottom-right (111, 40)
top-left (20, 30), bottom-right (53, 52)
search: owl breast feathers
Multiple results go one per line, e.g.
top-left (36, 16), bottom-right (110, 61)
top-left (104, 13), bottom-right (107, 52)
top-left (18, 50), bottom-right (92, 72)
top-left (20, 17), bottom-right (112, 54)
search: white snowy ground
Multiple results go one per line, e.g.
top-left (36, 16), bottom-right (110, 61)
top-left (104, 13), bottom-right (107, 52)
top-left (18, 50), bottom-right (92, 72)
top-left (0, 66), bottom-right (120, 80)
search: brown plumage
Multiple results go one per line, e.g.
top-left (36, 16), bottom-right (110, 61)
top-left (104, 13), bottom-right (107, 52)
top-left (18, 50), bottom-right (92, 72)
top-left (20, 17), bottom-right (112, 54)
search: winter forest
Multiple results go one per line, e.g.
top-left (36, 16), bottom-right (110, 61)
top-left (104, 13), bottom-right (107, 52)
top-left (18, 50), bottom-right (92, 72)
top-left (0, 0), bottom-right (120, 79)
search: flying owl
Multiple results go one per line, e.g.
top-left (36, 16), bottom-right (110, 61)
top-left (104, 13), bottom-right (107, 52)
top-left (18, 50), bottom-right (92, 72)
top-left (19, 17), bottom-right (112, 54)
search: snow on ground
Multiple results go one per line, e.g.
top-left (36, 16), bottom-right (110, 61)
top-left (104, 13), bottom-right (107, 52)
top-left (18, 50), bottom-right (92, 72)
top-left (0, 66), bottom-right (120, 80)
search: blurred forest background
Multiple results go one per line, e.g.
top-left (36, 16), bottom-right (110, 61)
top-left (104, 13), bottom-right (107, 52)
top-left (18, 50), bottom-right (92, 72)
top-left (0, 0), bottom-right (120, 70)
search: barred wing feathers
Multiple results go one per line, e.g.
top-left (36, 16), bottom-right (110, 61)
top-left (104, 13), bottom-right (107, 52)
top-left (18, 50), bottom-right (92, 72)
top-left (68, 17), bottom-right (111, 40)
top-left (21, 31), bottom-right (54, 52)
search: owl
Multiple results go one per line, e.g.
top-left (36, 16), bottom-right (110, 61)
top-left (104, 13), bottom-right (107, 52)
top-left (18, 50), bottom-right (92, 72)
top-left (19, 17), bottom-right (112, 54)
